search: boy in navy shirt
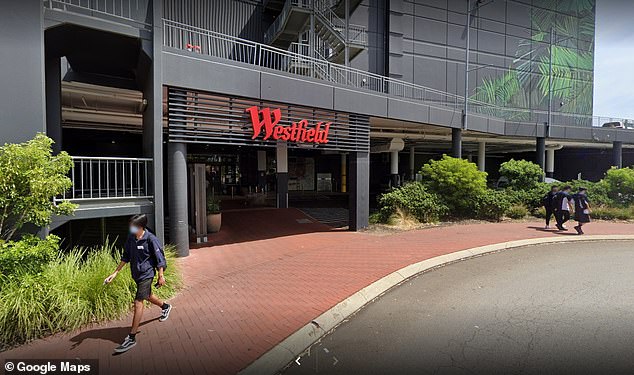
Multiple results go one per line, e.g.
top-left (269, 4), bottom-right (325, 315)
top-left (104, 214), bottom-right (172, 353)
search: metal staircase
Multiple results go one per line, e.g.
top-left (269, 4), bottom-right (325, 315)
top-left (264, 0), bottom-right (367, 64)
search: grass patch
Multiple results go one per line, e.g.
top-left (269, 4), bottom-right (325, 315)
top-left (0, 242), bottom-right (181, 348)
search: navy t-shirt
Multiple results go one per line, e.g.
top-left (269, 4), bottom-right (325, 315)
top-left (122, 230), bottom-right (167, 282)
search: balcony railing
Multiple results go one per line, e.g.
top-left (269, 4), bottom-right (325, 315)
top-left (164, 20), bottom-right (624, 129)
top-left (57, 156), bottom-right (153, 202)
top-left (43, 0), bottom-right (151, 28)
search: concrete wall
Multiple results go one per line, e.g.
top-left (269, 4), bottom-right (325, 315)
top-left (0, 0), bottom-right (46, 144)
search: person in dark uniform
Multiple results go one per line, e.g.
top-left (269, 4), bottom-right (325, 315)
top-left (572, 187), bottom-right (591, 235)
top-left (104, 214), bottom-right (172, 353)
top-left (553, 185), bottom-right (574, 231)
top-left (541, 185), bottom-right (559, 229)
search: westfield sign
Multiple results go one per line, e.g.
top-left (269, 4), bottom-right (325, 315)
top-left (246, 106), bottom-right (330, 144)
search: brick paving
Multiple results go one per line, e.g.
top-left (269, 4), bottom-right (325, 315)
top-left (1, 208), bottom-right (632, 375)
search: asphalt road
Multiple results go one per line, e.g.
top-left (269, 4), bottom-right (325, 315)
top-left (282, 241), bottom-right (634, 375)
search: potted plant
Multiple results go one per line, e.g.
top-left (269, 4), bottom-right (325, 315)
top-left (206, 197), bottom-right (222, 233)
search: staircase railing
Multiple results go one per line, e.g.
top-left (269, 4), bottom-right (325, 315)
top-left (57, 156), bottom-right (153, 202)
top-left (314, 0), bottom-right (367, 46)
top-left (264, 0), bottom-right (311, 44)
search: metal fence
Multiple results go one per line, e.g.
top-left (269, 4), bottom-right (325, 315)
top-left (43, 0), bottom-right (150, 26)
top-left (163, 19), bottom-right (629, 128)
top-left (58, 157), bottom-right (153, 202)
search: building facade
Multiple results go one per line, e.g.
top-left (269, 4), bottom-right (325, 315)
top-left (1, 0), bottom-right (632, 256)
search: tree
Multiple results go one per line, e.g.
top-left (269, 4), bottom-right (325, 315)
top-left (419, 155), bottom-right (488, 215)
top-left (499, 159), bottom-right (544, 189)
top-left (0, 134), bottom-right (76, 240)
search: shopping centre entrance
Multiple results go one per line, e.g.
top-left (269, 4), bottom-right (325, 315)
top-left (165, 88), bottom-right (370, 253)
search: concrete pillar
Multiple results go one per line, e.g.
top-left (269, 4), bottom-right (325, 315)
top-left (409, 146), bottom-right (415, 180)
top-left (168, 142), bottom-right (189, 257)
top-left (451, 128), bottom-right (462, 158)
top-left (45, 56), bottom-right (62, 154)
top-left (349, 152), bottom-right (369, 231)
top-left (536, 137), bottom-right (546, 173)
top-left (613, 141), bottom-right (623, 169)
top-left (257, 150), bottom-right (267, 191)
top-left (390, 150), bottom-right (399, 187)
top-left (341, 153), bottom-right (347, 193)
top-left (477, 141), bottom-right (486, 172)
top-left (546, 148), bottom-right (555, 178)
top-left (276, 142), bottom-right (288, 208)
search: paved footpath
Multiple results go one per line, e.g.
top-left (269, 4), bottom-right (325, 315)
top-left (1, 209), bottom-right (632, 375)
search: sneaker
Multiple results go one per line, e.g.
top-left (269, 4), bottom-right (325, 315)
top-left (114, 334), bottom-right (137, 353)
top-left (574, 225), bottom-right (582, 235)
top-left (556, 225), bottom-right (564, 231)
top-left (159, 303), bottom-right (172, 322)
top-left (545, 225), bottom-right (550, 229)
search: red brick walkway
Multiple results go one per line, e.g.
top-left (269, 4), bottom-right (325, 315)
top-left (1, 209), bottom-right (632, 375)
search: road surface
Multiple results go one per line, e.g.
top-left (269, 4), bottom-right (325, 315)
top-left (283, 241), bottom-right (634, 375)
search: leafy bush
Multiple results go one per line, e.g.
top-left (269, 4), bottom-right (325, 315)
top-left (503, 183), bottom-right (551, 212)
top-left (562, 179), bottom-right (613, 207)
top-left (377, 182), bottom-right (449, 223)
top-left (506, 205), bottom-right (529, 219)
top-left (0, 134), bottom-right (76, 240)
top-left (499, 159), bottom-right (544, 189)
top-left (473, 190), bottom-right (511, 221)
top-left (0, 243), bottom-right (181, 348)
top-left (602, 167), bottom-right (634, 206)
top-left (590, 206), bottom-right (634, 221)
top-left (0, 235), bottom-right (59, 278)
top-left (420, 155), bottom-right (488, 216)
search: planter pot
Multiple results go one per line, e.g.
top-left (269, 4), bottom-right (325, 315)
top-left (207, 213), bottom-right (222, 233)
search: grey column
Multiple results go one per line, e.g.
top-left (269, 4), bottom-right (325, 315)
top-left (613, 141), bottom-right (623, 169)
top-left (477, 141), bottom-right (486, 172)
top-left (257, 150), bottom-right (267, 191)
top-left (546, 148), bottom-right (555, 178)
top-left (276, 142), bottom-right (288, 208)
top-left (452, 128), bottom-right (462, 159)
top-left (390, 150), bottom-right (399, 187)
top-left (168, 142), bottom-right (189, 257)
top-left (409, 146), bottom-right (415, 180)
top-left (45, 56), bottom-right (62, 154)
top-left (349, 151), bottom-right (370, 231)
top-left (536, 137), bottom-right (546, 173)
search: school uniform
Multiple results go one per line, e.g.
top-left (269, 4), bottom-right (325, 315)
top-left (542, 191), bottom-right (557, 226)
top-left (122, 230), bottom-right (167, 301)
top-left (553, 191), bottom-right (572, 228)
top-left (573, 193), bottom-right (591, 223)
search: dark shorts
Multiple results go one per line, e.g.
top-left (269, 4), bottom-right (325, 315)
top-left (575, 212), bottom-right (591, 223)
top-left (135, 278), bottom-right (153, 301)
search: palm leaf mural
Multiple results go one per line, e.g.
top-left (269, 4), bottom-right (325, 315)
top-left (471, 0), bottom-right (595, 126)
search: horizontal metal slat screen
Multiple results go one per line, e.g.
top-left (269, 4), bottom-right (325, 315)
top-left (167, 87), bottom-right (370, 152)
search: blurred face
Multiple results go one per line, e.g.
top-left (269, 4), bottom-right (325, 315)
top-left (129, 225), bottom-right (141, 235)
top-left (552, 187), bottom-right (559, 192)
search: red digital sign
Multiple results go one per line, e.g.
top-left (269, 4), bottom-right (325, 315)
top-left (246, 106), bottom-right (330, 144)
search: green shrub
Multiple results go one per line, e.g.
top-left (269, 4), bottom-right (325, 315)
top-left (533, 206), bottom-right (547, 218)
top-left (0, 235), bottom-right (59, 278)
top-left (0, 243), bottom-right (181, 348)
top-left (499, 159), bottom-right (544, 189)
top-left (591, 206), bottom-right (634, 221)
top-left (602, 167), bottom-right (634, 206)
top-left (420, 155), bottom-right (488, 216)
top-left (503, 183), bottom-right (551, 212)
top-left (506, 205), bottom-right (529, 219)
top-left (562, 179), bottom-right (613, 207)
top-left (473, 190), bottom-right (511, 221)
top-left (377, 182), bottom-right (449, 223)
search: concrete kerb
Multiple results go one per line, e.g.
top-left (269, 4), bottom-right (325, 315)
top-left (238, 235), bottom-right (634, 375)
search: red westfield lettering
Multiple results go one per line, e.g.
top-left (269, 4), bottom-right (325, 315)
top-left (246, 106), bottom-right (330, 144)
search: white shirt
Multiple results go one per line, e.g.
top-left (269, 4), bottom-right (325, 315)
top-left (561, 194), bottom-right (571, 211)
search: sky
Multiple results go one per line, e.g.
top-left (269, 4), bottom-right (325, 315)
top-left (593, 0), bottom-right (634, 119)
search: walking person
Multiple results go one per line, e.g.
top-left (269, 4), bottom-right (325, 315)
top-left (553, 185), bottom-right (574, 231)
top-left (572, 187), bottom-right (591, 235)
top-left (104, 214), bottom-right (172, 353)
top-left (541, 185), bottom-right (559, 229)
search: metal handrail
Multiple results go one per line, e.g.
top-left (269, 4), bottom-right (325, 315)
top-left (58, 156), bottom-right (153, 202)
top-left (315, 0), bottom-right (367, 45)
top-left (163, 20), bottom-right (614, 128)
top-left (43, 0), bottom-right (151, 27)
